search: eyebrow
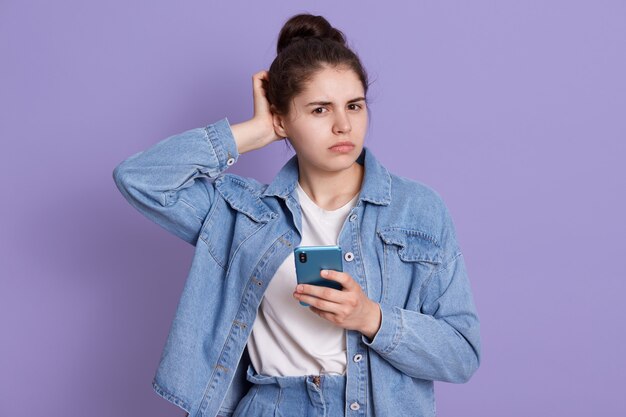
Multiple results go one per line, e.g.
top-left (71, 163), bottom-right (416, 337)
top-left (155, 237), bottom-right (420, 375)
top-left (305, 97), bottom-right (366, 106)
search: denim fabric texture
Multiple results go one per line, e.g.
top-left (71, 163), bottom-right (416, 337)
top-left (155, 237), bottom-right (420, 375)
top-left (232, 364), bottom-right (347, 417)
top-left (112, 118), bottom-right (481, 417)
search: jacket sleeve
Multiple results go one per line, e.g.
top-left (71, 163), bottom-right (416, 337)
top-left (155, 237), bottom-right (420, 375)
top-left (362, 211), bottom-right (481, 383)
top-left (112, 118), bottom-right (239, 245)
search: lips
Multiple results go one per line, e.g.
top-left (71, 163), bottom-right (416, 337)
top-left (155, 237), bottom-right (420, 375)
top-left (329, 141), bottom-right (354, 149)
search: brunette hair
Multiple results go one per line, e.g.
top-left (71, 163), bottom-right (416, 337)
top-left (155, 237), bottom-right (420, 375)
top-left (265, 13), bottom-right (370, 117)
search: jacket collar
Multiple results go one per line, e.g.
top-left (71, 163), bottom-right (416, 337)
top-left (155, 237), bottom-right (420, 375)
top-left (261, 146), bottom-right (391, 206)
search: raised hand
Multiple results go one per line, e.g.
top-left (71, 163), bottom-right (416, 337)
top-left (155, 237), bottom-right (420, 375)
top-left (231, 70), bottom-right (285, 154)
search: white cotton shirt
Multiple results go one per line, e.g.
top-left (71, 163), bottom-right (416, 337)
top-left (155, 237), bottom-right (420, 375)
top-left (246, 181), bottom-right (359, 376)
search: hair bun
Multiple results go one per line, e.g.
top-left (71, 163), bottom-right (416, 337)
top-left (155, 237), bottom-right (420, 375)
top-left (277, 14), bottom-right (346, 54)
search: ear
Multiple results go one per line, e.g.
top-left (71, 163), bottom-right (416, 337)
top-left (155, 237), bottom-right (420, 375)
top-left (272, 109), bottom-right (288, 138)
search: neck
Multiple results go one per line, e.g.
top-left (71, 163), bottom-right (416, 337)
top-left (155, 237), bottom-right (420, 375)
top-left (297, 160), bottom-right (364, 211)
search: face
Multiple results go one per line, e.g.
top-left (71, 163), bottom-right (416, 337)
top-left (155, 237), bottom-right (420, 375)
top-left (272, 65), bottom-right (368, 174)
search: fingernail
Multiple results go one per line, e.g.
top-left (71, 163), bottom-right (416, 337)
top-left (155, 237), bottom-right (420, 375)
top-left (297, 285), bottom-right (304, 292)
top-left (321, 270), bottom-right (328, 277)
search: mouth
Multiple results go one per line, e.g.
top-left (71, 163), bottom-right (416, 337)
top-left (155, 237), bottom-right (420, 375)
top-left (328, 141), bottom-right (355, 152)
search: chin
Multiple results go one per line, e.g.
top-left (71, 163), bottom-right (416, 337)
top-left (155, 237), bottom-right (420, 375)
top-left (325, 158), bottom-right (359, 173)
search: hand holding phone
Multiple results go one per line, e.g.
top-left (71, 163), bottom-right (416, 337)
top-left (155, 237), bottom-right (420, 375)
top-left (294, 245), bottom-right (343, 307)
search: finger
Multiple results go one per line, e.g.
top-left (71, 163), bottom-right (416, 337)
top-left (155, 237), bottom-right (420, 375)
top-left (296, 283), bottom-right (344, 303)
top-left (309, 306), bottom-right (334, 321)
top-left (252, 70), bottom-right (269, 91)
top-left (252, 70), bottom-right (268, 80)
top-left (251, 73), bottom-right (270, 114)
top-left (252, 73), bottom-right (267, 95)
top-left (294, 292), bottom-right (341, 313)
top-left (320, 269), bottom-right (357, 291)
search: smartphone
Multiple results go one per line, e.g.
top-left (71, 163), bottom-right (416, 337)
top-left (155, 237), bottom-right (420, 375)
top-left (294, 245), bottom-right (343, 307)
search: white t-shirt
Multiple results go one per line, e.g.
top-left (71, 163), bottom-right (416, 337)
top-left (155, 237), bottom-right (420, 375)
top-left (246, 181), bottom-right (359, 376)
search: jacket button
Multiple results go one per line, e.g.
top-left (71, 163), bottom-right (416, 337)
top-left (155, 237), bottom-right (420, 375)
top-left (350, 402), bottom-right (360, 411)
top-left (226, 157), bottom-right (235, 166)
top-left (353, 353), bottom-right (363, 362)
top-left (349, 213), bottom-right (357, 222)
top-left (344, 252), bottom-right (354, 262)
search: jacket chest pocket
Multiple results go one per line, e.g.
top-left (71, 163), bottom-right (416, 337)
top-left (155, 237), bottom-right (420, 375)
top-left (199, 198), bottom-right (264, 270)
top-left (377, 227), bottom-right (443, 309)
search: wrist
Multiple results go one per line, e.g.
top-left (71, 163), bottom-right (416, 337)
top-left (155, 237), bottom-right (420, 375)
top-left (361, 300), bottom-right (382, 340)
top-left (231, 119), bottom-right (263, 155)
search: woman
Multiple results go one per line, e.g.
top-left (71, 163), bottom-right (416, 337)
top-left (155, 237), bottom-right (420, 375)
top-left (113, 13), bottom-right (480, 417)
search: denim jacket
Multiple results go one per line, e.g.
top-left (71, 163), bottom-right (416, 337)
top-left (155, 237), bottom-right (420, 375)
top-left (112, 118), bottom-right (481, 417)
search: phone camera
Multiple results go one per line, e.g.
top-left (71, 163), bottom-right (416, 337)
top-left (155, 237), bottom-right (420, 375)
top-left (299, 252), bottom-right (307, 263)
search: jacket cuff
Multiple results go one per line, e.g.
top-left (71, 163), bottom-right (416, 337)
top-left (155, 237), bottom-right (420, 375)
top-left (205, 117), bottom-right (239, 172)
top-left (361, 303), bottom-right (401, 354)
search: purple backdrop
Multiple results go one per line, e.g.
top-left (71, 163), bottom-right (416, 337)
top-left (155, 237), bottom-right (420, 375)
top-left (1, 1), bottom-right (624, 416)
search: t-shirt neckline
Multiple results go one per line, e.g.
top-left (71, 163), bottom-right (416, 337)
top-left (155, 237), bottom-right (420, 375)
top-left (296, 181), bottom-right (359, 217)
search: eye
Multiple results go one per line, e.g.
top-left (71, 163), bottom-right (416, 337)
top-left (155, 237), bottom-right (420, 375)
top-left (348, 103), bottom-right (363, 111)
top-left (312, 107), bottom-right (327, 114)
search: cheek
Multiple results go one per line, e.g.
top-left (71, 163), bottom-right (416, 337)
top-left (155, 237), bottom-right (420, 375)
top-left (351, 117), bottom-right (367, 142)
top-left (290, 121), bottom-right (325, 143)
top-left (355, 112), bottom-right (368, 128)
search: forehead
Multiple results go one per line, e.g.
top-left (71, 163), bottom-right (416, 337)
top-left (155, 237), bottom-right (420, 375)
top-left (295, 66), bottom-right (364, 103)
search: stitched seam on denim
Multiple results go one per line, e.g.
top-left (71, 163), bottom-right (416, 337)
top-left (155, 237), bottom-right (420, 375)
top-left (233, 228), bottom-right (293, 327)
top-left (379, 227), bottom-right (440, 248)
top-left (399, 228), bottom-right (440, 247)
top-left (377, 227), bottom-right (442, 263)
top-left (198, 192), bottom-right (227, 269)
top-left (416, 265), bottom-right (438, 310)
top-left (275, 386), bottom-right (283, 415)
top-left (352, 208), bottom-right (370, 304)
top-left (228, 175), bottom-right (260, 194)
top-left (379, 306), bottom-right (401, 356)
top-left (198, 231), bottom-right (227, 270)
top-left (440, 242), bottom-right (461, 267)
top-left (398, 249), bottom-right (440, 265)
top-left (381, 239), bottom-right (388, 304)
top-left (224, 222), bottom-right (265, 273)
top-left (152, 380), bottom-right (191, 412)
top-left (179, 198), bottom-right (205, 222)
top-left (381, 306), bottom-right (403, 355)
top-left (200, 322), bottom-right (240, 411)
top-left (164, 168), bottom-right (208, 202)
top-left (250, 385), bottom-right (260, 413)
top-left (363, 164), bottom-right (391, 205)
top-left (318, 381), bottom-right (327, 415)
top-left (205, 125), bottom-right (226, 171)
top-left (216, 183), bottom-right (269, 222)
top-left (418, 252), bottom-right (463, 307)
top-left (426, 252), bottom-right (462, 287)
top-left (277, 236), bottom-right (292, 247)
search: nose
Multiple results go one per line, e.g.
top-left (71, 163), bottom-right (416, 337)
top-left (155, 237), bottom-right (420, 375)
top-left (332, 111), bottom-right (352, 135)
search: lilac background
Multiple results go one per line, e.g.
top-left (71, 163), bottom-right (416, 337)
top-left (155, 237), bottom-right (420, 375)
top-left (1, 1), bottom-right (624, 416)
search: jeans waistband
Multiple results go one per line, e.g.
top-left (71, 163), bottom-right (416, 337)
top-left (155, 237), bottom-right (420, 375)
top-left (245, 363), bottom-right (345, 388)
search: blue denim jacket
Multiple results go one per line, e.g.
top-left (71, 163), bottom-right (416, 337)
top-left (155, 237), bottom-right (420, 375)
top-left (113, 118), bottom-right (481, 417)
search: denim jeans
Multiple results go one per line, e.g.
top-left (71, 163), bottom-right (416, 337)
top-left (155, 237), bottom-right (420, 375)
top-left (232, 364), bottom-right (347, 417)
